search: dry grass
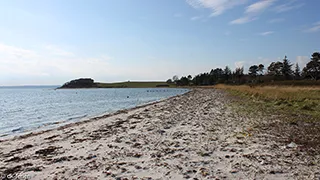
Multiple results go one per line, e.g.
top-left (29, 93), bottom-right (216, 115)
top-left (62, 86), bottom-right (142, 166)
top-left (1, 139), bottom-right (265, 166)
top-left (215, 84), bottom-right (320, 120)
top-left (215, 84), bottom-right (320, 154)
top-left (215, 84), bottom-right (320, 101)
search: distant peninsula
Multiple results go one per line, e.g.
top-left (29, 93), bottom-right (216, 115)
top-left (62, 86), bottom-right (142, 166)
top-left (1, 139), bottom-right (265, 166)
top-left (58, 78), bottom-right (175, 89)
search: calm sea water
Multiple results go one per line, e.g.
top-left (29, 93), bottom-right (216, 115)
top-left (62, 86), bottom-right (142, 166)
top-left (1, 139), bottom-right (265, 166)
top-left (0, 86), bottom-right (188, 137)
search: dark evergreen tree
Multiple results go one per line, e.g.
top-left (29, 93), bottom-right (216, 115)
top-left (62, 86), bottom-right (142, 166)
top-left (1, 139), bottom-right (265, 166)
top-left (234, 67), bottom-right (244, 84)
top-left (294, 63), bottom-right (301, 79)
top-left (304, 52), bottom-right (320, 80)
top-left (224, 66), bottom-right (232, 82)
top-left (282, 56), bottom-right (294, 80)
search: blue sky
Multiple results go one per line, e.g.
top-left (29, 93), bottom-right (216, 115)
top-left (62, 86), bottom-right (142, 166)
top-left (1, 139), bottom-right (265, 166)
top-left (0, 0), bottom-right (319, 85)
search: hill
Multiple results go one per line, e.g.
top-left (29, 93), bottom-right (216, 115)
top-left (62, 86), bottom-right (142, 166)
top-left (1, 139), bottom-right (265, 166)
top-left (59, 78), bottom-right (175, 89)
top-left (96, 81), bottom-right (176, 88)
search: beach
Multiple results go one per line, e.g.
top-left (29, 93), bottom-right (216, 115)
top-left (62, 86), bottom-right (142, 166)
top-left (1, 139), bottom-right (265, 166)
top-left (0, 88), bottom-right (319, 179)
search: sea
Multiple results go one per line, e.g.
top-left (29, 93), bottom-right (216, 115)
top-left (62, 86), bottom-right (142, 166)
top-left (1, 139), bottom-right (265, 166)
top-left (0, 86), bottom-right (188, 137)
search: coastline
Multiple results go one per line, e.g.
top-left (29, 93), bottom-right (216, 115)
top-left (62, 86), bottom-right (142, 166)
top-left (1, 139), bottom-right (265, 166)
top-left (0, 89), bottom-right (191, 142)
top-left (0, 88), bottom-right (318, 179)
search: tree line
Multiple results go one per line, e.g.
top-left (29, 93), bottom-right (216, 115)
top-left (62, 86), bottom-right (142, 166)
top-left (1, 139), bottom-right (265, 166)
top-left (167, 52), bottom-right (320, 86)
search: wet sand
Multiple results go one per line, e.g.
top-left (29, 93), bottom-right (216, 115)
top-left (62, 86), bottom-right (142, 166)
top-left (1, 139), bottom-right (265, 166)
top-left (0, 89), bottom-right (319, 179)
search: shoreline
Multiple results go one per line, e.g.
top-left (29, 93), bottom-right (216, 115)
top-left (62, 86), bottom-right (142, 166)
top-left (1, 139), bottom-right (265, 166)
top-left (0, 89), bottom-right (191, 142)
top-left (0, 88), bottom-right (318, 179)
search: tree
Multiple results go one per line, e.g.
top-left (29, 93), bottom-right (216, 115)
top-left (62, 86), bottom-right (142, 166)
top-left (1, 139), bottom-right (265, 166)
top-left (187, 75), bottom-right (192, 81)
top-left (304, 52), bottom-right (320, 80)
top-left (268, 61), bottom-right (283, 77)
top-left (224, 66), bottom-right (232, 82)
top-left (178, 76), bottom-right (189, 86)
top-left (234, 67), bottom-right (244, 84)
top-left (192, 73), bottom-right (211, 86)
top-left (166, 79), bottom-right (173, 83)
top-left (172, 75), bottom-right (179, 82)
top-left (248, 65), bottom-right (259, 77)
top-left (258, 64), bottom-right (264, 75)
top-left (210, 68), bottom-right (224, 78)
top-left (294, 63), bottom-right (301, 79)
top-left (257, 64), bottom-right (265, 82)
top-left (187, 75), bottom-right (193, 85)
top-left (282, 56), bottom-right (293, 80)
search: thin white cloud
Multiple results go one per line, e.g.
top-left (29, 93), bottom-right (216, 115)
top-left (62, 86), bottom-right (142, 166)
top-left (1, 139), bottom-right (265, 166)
top-left (230, 16), bottom-right (257, 25)
top-left (246, 0), bottom-right (276, 14)
top-left (306, 26), bottom-right (320, 33)
top-left (0, 43), bottom-right (38, 59)
top-left (190, 16), bottom-right (203, 21)
top-left (305, 21), bottom-right (320, 33)
top-left (259, 31), bottom-right (274, 36)
top-left (186, 0), bottom-right (248, 16)
top-left (0, 43), bottom-right (116, 85)
top-left (0, 43), bottom-right (202, 85)
top-left (230, 0), bottom-right (275, 25)
top-left (268, 18), bottom-right (285, 23)
top-left (274, 0), bottom-right (304, 13)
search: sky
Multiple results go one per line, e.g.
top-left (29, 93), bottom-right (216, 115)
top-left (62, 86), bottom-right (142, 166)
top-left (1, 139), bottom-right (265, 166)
top-left (0, 0), bottom-right (319, 85)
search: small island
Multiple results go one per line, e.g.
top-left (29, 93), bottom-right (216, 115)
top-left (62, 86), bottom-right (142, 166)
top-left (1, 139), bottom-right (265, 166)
top-left (59, 78), bottom-right (174, 89)
top-left (59, 78), bottom-right (97, 88)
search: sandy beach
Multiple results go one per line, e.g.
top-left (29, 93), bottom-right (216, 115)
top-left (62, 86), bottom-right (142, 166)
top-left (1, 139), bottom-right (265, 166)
top-left (0, 88), bottom-right (319, 180)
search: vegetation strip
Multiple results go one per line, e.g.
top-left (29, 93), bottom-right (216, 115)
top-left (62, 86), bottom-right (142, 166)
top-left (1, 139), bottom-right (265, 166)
top-left (216, 84), bottom-right (320, 154)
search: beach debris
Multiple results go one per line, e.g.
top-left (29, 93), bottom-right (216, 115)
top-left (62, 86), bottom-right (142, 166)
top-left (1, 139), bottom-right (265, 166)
top-left (133, 153), bottom-right (143, 158)
top-left (4, 156), bottom-right (26, 163)
top-left (128, 114), bottom-right (144, 120)
top-left (287, 142), bottom-right (298, 148)
top-left (52, 156), bottom-right (70, 163)
top-left (23, 163), bottom-right (33, 167)
top-left (198, 151), bottom-right (211, 157)
top-left (44, 134), bottom-right (60, 140)
top-left (135, 165), bottom-right (142, 169)
top-left (230, 169), bottom-right (238, 174)
top-left (71, 138), bottom-right (89, 144)
top-left (3, 144), bottom-right (34, 157)
top-left (26, 166), bottom-right (43, 172)
top-left (85, 154), bottom-right (97, 160)
top-left (200, 167), bottom-right (209, 177)
top-left (236, 134), bottom-right (245, 139)
top-left (3, 165), bottom-right (22, 176)
top-left (35, 146), bottom-right (61, 156)
top-left (23, 144), bottom-right (33, 149)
